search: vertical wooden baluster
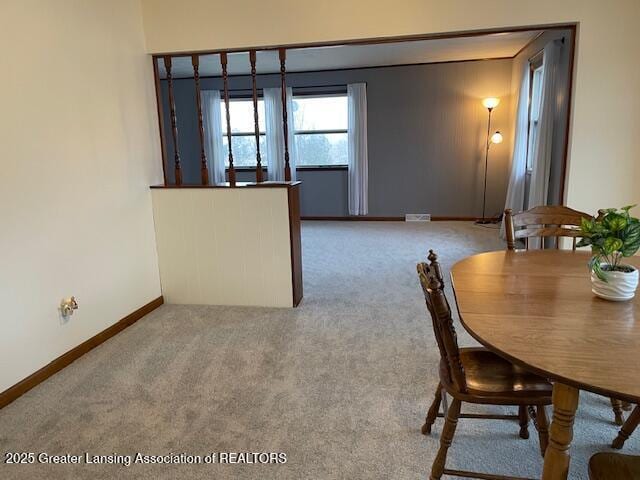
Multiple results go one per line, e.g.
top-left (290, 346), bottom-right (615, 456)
top-left (220, 53), bottom-right (235, 185)
top-left (220, 52), bottom-right (236, 186)
top-left (164, 56), bottom-right (182, 185)
top-left (279, 48), bottom-right (291, 182)
top-left (541, 236), bottom-right (545, 250)
top-left (250, 50), bottom-right (263, 182)
top-left (192, 55), bottom-right (209, 185)
top-left (525, 237), bottom-right (529, 250)
top-left (152, 57), bottom-right (169, 186)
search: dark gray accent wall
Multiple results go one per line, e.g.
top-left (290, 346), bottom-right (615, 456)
top-left (160, 59), bottom-right (513, 217)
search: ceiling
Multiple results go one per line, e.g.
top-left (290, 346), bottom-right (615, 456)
top-left (158, 30), bottom-right (541, 79)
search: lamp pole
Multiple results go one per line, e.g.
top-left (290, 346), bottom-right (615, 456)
top-left (478, 107), bottom-right (493, 224)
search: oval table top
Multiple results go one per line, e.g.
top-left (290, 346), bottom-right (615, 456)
top-left (450, 250), bottom-right (640, 403)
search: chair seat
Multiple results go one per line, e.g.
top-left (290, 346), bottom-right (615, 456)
top-left (447, 347), bottom-right (552, 399)
top-left (589, 452), bottom-right (640, 480)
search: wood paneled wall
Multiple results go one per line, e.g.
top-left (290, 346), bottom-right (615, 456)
top-left (151, 186), bottom-right (298, 307)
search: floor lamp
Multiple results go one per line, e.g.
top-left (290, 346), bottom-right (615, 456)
top-left (477, 97), bottom-right (504, 224)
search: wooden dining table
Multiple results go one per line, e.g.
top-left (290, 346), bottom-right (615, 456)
top-left (450, 249), bottom-right (640, 480)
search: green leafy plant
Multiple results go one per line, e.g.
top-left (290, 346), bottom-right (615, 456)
top-left (577, 205), bottom-right (640, 280)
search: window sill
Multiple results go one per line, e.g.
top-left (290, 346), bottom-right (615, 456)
top-left (225, 165), bottom-right (348, 172)
top-left (225, 166), bottom-right (266, 172)
top-left (297, 165), bottom-right (348, 171)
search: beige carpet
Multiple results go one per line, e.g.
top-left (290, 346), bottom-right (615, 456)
top-left (0, 221), bottom-right (636, 479)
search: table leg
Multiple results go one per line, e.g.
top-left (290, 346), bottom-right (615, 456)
top-left (541, 383), bottom-right (580, 480)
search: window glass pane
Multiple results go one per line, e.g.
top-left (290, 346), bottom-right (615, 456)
top-left (526, 66), bottom-right (544, 171)
top-left (222, 135), bottom-right (267, 167)
top-left (221, 99), bottom-right (265, 134)
top-left (293, 95), bottom-right (348, 131)
top-left (295, 133), bottom-right (347, 166)
top-left (530, 67), bottom-right (544, 122)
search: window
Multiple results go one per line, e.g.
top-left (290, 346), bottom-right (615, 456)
top-left (293, 94), bottom-right (348, 167)
top-left (221, 98), bottom-right (266, 167)
top-left (220, 93), bottom-right (349, 168)
top-left (526, 59), bottom-right (544, 172)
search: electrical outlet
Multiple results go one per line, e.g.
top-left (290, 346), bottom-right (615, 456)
top-left (60, 296), bottom-right (78, 318)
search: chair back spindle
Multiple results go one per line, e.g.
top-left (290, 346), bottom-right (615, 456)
top-left (417, 251), bottom-right (466, 393)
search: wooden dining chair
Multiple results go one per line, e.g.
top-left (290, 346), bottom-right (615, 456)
top-left (417, 250), bottom-right (552, 480)
top-left (589, 452), bottom-right (640, 479)
top-left (612, 405), bottom-right (640, 449)
top-left (503, 205), bottom-right (591, 251)
top-left (504, 205), bottom-right (630, 425)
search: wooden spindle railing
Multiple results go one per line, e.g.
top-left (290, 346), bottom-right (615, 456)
top-left (250, 50), bottom-right (263, 182)
top-left (152, 57), bottom-right (169, 186)
top-left (279, 48), bottom-right (291, 182)
top-left (164, 55), bottom-right (182, 185)
top-left (220, 52), bottom-right (236, 186)
top-left (192, 55), bottom-right (209, 185)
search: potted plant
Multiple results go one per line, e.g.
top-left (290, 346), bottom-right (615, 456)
top-left (577, 205), bottom-right (640, 301)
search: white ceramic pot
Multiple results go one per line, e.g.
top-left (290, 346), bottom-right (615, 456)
top-left (591, 264), bottom-right (639, 301)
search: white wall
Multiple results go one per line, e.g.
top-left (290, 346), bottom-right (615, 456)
top-left (151, 188), bottom-right (294, 307)
top-left (140, 0), bottom-right (640, 215)
top-left (0, 1), bottom-right (163, 392)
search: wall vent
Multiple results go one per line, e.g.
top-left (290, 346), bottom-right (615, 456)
top-left (405, 214), bottom-right (431, 222)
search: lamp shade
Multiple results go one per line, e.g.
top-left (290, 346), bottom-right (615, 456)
top-left (482, 97), bottom-right (500, 110)
top-left (490, 131), bottom-right (503, 144)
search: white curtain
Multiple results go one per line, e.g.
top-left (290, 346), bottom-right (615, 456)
top-left (264, 87), bottom-right (297, 182)
top-left (347, 83), bottom-right (369, 215)
top-left (201, 90), bottom-right (226, 184)
top-left (527, 41), bottom-right (561, 209)
top-left (500, 64), bottom-right (530, 238)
